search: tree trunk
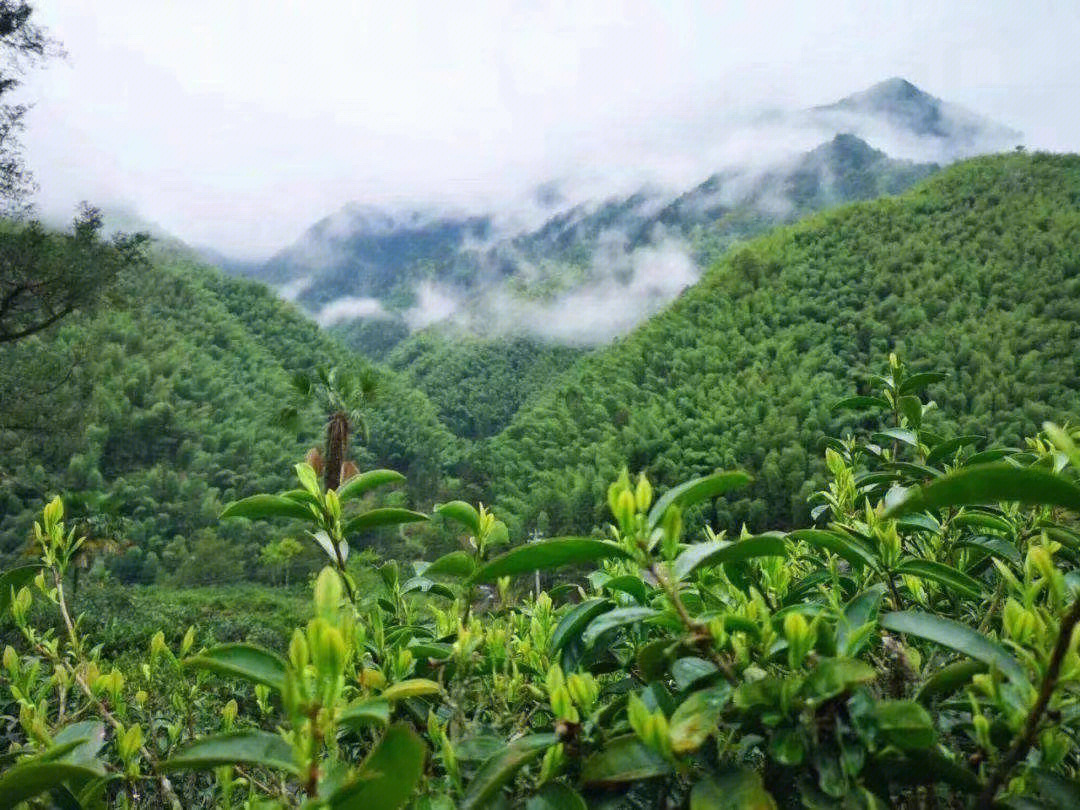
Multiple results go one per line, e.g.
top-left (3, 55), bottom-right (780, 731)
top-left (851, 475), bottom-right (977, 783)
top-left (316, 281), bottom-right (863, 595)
top-left (324, 411), bottom-right (350, 491)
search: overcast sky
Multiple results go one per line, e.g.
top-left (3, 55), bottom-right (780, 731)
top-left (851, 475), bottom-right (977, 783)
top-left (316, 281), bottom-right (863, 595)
top-left (21, 1), bottom-right (1080, 259)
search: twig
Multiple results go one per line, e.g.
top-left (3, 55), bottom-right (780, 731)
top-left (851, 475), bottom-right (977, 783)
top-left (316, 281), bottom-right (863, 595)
top-left (977, 597), bottom-right (1080, 807)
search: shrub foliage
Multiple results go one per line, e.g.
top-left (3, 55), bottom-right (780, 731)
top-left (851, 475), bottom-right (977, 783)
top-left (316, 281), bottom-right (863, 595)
top-left (4, 356), bottom-right (1080, 808)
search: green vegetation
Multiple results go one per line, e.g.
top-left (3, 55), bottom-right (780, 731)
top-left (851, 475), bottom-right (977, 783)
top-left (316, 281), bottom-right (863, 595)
top-left (386, 331), bottom-right (583, 440)
top-left (485, 153), bottom-right (1080, 537)
top-left (5, 357), bottom-right (1080, 807)
top-left (0, 244), bottom-right (465, 580)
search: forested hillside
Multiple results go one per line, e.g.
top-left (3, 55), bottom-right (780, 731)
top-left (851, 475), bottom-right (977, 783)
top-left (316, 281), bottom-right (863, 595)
top-left (0, 245), bottom-right (463, 581)
top-left (485, 152), bottom-right (1080, 535)
top-left (386, 331), bottom-right (583, 439)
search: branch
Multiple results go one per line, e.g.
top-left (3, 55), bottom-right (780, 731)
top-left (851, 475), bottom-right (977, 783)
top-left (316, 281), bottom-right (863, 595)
top-left (977, 597), bottom-right (1080, 807)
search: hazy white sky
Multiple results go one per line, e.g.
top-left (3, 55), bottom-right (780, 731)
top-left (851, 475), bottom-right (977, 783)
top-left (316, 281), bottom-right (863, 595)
top-left (21, 1), bottom-right (1080, 258)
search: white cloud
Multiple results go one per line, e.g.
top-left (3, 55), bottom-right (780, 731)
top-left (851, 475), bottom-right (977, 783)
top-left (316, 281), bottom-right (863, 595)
top-left (315, 296), bottom-right (387, 326)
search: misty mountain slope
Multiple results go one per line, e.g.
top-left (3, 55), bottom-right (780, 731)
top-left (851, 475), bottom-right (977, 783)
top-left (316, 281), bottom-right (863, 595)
top-left (238, 78), bottom-right (1017, 353)
top-left (0, 245), bottom-right (463, 573)
top-left (482, 152), bottom-right (1080, 537)
top-left (811, 77), bottom-right (1021, 154)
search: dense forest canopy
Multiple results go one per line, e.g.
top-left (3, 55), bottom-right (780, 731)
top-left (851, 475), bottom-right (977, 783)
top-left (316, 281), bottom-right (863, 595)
top-left (484, 152), bottom-right (1080, 537)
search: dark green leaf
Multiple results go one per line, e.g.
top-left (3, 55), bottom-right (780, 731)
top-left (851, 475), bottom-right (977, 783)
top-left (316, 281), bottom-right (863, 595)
top-left (895, 559), bottom-right (983, 600)
top-left (917, 660), bottom-right (987, 704)
top-left (789, 529), bottom-right (878, 571)
top-left (525, 783), bottom-right (587, 810)
top-left (647, 471), bottom-right (751, 529)
top-left (331, 725), bottom-right (427, 810)
top-left (221, 494), bottom-right (313, 522)
top-left (0, 761), bottom-right (108, 810)
top-left (957, 536), bottom-right (1022, 567)
top-left (873, 428), bottom-right (919, 448)
top-left (885, 464), bottom-right (1080, 517)
top-left (881, 611), bottom-right (1026, 684)
top-left (336, 469), bottom-right (405, 501)
top-left (460, 733), bottom-right (558, 810)
top-left (435, 501), bottom-right (482, 535)
top-left (424, 551), bottom-right (476, 579)
top-left (874, 700), bottom-right (936, 749)
top-left (580, 735), bottom-right (672, 786)
top-left (926, 435), bottom-right (984, 467)
top-left (471, 539), bottom-right (630, 584)
top-left (673, 534), bottom-right (786, 581)
top-left (162, 731), bottom-right (297, 774)
top-left (344, 508), bottom-right (428, 536)
top-left (831, 396), bottom-right (890, 414)
top-left (672, 657), bottom-right (719, 691)
top-left (339, 698), bottom-right (390, 732)
top-left (0, 564), bottom-right (40, 618)
top-left (689, 770), bottom-right (778, 809)
top-left (898, 372), bottom-right (947, 395)
top-left (549, 599), bottom-right (612, 656)
top-left (802, 658), bottom-right (876, 703)
top-left (184, 643), bottom-right (287, 691)
top-left (898, 396), bottom-right (923, 428)
top-left (582, 607), bottom-right (660, 647)
top-left (602, 574), bottom-right (651, 604)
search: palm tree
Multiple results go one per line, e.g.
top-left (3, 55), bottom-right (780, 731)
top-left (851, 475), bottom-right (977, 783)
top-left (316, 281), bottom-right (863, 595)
top-left (277, 365), bottom-right (378, 491)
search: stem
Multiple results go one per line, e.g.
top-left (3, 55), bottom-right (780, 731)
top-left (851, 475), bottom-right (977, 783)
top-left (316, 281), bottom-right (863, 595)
top-left (45, 567), bottom-right (183, 809)
top-left (648, 560), bottom-right (736, 683)
top-left (977, 597), bottom-right (1080, 807)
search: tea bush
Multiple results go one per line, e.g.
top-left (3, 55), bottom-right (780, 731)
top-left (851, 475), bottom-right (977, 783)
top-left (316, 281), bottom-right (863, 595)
top-left (3, 356), bottom-right (1080, 808)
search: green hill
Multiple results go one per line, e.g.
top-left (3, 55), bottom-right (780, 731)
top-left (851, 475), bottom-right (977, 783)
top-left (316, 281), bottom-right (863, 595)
top-left (0, 245), bottom-right (462, 581)
top-left (484, 152), bottom-right (1080, 536)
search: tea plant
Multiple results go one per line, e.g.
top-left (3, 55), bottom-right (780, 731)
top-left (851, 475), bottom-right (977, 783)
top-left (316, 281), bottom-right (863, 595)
top-left (3, 357), bottom-right (1080, 808)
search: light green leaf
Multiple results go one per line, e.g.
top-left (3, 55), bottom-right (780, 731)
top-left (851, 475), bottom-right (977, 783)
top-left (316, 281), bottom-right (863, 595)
top-left (881, 611), bottom-right (1026, 684)
top-left (296, 462), bottom-right (321, 496)
top-left (647, 471), bottom-right (752, 530)
top-left (184, 643), bottom-right (287, 691)
top-left (381, 678), bottom-right (441, 701)
top-left (0, 564), bottom-right (41, 618)
top-left (461, 733), bottom-right (559, 810)
top-left (669, 685), bottom-right (731, 754)
top-left (161, 731), bottom-right (297, 774)
top-left (471, 538), bottom-right (631, 584)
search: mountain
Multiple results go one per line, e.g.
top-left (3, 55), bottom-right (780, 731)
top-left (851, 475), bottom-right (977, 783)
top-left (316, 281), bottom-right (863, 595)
top-left (809, 77), bottom-right (1021, 159)
top-left (0, 241), bottom-right (464, 581)
top-left (481, 152), bottom-right (1080, 537)
top-left (232, 79), bottom-right (1014, 358)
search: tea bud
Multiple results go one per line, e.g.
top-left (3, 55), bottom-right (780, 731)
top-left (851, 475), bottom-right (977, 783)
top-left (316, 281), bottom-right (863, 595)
top-left (635, 474), bottom-right (653, 512)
